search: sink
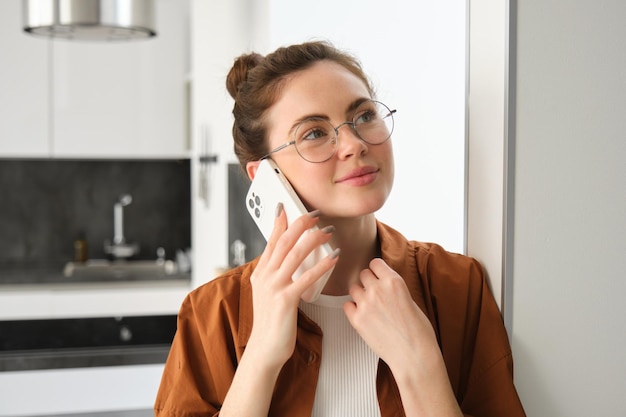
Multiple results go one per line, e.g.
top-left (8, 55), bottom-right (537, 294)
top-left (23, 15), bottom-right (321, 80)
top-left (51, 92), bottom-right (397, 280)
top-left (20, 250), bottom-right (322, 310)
top-left (63, 259), bottom-right (179, 280)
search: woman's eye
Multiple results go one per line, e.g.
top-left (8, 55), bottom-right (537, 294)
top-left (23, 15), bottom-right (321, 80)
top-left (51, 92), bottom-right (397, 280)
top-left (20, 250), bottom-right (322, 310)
top-left (302, 128), bottom-right (328, 140)
top-left (298, 123), bottom-right (330, 142)
top-left (355, 109), bottom-right (377, 125)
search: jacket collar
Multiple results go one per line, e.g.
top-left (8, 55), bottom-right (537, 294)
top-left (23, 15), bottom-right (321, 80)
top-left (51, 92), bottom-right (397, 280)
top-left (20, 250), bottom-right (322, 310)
top-left (376, 220), bottom-right (424, 306)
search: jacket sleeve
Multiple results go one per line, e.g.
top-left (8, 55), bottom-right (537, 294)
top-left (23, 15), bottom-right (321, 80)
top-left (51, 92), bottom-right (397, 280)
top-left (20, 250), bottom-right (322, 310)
top-left (415, 243), bottom-right (526, 417)
top-left (154, 278), bottom-right (242, 417)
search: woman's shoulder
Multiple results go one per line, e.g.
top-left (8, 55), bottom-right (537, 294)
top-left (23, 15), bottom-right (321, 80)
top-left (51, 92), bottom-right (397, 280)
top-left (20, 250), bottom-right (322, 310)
top-left (377, 220), bottom-right (484, 287)
top-left (377, 220), bottom-right (479, 264)
top-left (182, 259), bottom-right (258, 314)
top-left (412, 240), bottom-right (481, 270)
top-left (410, 242), bottom-right (488, 314)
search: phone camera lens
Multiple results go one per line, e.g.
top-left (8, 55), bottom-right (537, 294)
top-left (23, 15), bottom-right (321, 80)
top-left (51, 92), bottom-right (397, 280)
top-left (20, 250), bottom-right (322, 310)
top-left (254, 208), bottom-right (260, 218)
top-left (255, 195), bottom-right (261, 205)
top-left (248, 198), bottom-right (254, 209)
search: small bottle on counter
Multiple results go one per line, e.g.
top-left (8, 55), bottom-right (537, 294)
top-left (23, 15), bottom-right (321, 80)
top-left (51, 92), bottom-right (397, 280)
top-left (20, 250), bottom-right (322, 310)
top-left (74, 232), bottom-right (88, 263)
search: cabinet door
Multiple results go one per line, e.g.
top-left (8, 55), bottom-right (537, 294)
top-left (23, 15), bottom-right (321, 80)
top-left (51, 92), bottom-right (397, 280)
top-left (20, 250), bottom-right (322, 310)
top-left (52, 0), bottom-right (188, 159)
top-left (0, 0), bottom-right (50, 157)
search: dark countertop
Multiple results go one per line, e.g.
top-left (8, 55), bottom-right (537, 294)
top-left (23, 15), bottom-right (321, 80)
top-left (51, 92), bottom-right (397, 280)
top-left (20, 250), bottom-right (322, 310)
top-left (0, 262), bottom-right (67, 284)
top-left (0, 261), bottom-right (191, 286)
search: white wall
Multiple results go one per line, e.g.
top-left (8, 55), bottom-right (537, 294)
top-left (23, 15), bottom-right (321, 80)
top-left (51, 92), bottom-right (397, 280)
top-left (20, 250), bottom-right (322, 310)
top-left (510, 1), bottom-right (626, 415)
top-left (466, 0), bottom-right (509, 314)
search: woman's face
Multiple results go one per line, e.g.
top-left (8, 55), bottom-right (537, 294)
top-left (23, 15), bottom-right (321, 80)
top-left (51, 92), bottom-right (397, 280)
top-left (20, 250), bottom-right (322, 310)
top-left (249, 60), bottom-right (394, 219)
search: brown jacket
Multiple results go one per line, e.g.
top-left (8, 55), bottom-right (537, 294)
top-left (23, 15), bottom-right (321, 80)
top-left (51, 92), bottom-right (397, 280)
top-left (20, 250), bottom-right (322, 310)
top-left (155, 221), bottom-right (525, 416)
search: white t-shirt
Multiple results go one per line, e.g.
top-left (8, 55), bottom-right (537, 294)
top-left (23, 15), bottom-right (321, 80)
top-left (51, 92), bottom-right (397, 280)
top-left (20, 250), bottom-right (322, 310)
top-left (299, 294), bottom-right (382, 417)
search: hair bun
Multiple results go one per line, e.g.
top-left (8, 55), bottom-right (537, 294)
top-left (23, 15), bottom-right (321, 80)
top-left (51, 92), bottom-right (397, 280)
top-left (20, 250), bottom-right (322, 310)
top-left (226, 53), bottom-right (264, 99)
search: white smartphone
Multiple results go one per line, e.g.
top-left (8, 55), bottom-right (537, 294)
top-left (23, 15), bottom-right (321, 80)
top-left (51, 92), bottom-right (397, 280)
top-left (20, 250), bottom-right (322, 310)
top-left (245, 158), bottom-right (334, 302)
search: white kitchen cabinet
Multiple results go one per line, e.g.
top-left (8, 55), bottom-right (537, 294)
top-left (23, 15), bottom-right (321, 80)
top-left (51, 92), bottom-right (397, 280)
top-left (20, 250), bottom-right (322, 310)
top-left (52, 0), bottom-right (189, 159)
top-left (0, 0), bottom-right (50, 158)
top-left (0, 364), bottom-right (163, 416)
top-left (0, 0), bottom-right (189, 159)
top-left (0, 281), bottom-right (190, 320)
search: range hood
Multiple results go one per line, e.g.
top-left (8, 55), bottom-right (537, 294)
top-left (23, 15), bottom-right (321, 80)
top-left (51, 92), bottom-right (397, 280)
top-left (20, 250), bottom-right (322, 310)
top-left (23, 0), bottom-right (156, 41)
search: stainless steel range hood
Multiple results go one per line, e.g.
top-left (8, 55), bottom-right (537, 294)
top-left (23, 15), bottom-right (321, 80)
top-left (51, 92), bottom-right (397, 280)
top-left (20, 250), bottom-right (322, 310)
top-left (23, 0), bottom-right (156, 41)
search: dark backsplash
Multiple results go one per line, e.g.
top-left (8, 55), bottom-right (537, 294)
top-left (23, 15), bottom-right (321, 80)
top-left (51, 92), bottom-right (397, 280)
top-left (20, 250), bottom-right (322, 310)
top-left (0, 159), bottom-right (191, 269)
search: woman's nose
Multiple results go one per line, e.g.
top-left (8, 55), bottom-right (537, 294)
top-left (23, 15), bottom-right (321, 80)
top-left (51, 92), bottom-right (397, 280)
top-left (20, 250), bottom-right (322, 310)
top-left (335, 124), bottom-right (368, 159)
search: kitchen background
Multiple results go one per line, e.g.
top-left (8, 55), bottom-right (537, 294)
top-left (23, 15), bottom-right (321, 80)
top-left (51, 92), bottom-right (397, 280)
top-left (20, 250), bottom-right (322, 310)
top-left (1, 0), bottom-right (625, 416)
top-left (0, 159), bottom-right (191, 284)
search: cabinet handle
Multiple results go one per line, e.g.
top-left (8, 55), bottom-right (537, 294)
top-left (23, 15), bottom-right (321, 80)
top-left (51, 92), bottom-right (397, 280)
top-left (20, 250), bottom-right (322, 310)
top-left (199, 124), bottom-right (218, 208)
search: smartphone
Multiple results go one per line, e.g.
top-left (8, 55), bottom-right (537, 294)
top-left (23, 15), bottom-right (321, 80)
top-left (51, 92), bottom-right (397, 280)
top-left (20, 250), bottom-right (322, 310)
top-left (245, 158), bottom-right (334, 302)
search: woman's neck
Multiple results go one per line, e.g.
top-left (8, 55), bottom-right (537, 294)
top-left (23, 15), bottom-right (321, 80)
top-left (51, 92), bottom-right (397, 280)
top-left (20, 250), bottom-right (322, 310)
top-left (318, 214), bottom-right (380, 296)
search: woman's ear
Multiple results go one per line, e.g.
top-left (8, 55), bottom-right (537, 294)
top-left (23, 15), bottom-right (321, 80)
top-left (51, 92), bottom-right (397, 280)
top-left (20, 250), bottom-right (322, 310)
top-left (246, 160), bottom-right (261, 181)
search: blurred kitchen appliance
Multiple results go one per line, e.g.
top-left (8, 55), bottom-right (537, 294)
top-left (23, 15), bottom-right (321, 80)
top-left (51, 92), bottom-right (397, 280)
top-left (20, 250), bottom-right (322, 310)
top-left (22, 0), bottom-right (156, 41)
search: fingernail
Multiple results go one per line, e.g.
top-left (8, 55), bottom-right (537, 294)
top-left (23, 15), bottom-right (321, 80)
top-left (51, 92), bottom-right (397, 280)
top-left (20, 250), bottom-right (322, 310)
top-left (329, 248), bottom-right (341, 259)
top-left (275, 202), bottom-right (283, 217)
top-left (308, 209), bottom-right (321, 218)
top-left (321, 225), bottom-right (335, 234)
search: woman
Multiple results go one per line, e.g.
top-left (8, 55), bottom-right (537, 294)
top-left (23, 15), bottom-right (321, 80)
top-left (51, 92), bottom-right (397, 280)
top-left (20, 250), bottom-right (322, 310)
top-left (155, 41), bottom-right (525, 417)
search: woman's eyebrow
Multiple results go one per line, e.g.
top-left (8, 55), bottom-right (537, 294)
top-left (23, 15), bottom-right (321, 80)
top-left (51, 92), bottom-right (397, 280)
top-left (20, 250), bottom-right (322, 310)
top-left (346, 98), bottom-right (370, 116)
top-left (286, 97), bottom-right (371, 136)
top-left (287, 114), bottom-right (328, 137)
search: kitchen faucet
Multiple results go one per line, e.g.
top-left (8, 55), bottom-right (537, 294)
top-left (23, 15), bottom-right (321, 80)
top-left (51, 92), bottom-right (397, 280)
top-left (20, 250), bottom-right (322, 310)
top-left (104, 194), bottom-right (140, 259)
top-left (113, 194), bottom-right (132, 245)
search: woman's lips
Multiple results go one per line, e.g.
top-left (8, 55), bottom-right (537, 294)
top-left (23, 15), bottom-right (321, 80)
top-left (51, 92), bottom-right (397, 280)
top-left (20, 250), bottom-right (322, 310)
top-left (336, 166), bottom-right (379, 186)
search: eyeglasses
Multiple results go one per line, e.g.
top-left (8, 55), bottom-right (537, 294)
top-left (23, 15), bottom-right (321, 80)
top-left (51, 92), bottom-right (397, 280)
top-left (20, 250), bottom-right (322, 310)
top-left (262, 100), bottom-right (396, 163)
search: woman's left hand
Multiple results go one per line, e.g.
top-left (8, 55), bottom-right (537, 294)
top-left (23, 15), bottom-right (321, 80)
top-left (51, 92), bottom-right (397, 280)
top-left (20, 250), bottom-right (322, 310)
top-left (343, 258), bottom-right (462, 417)
top-left (344, 258), bottom-right (463, 417)
top-left (343, 258), bottom-right (439, 370)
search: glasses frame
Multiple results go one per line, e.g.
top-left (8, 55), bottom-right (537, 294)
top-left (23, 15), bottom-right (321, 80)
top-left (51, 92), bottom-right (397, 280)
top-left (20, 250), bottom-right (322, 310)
top-left (261, 100), bottom-right (396, 163)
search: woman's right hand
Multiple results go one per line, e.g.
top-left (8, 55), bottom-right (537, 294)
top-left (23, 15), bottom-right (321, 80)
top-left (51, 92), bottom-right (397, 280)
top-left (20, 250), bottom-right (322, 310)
top-left (220, 205), bottom-right (338, 416)
top-left (246, 204), bottom-right (339, 370)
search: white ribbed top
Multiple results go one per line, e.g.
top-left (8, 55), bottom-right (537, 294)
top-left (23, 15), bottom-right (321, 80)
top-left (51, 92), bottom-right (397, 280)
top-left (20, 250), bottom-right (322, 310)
top-left (299, 294), bottom-right (382, 417)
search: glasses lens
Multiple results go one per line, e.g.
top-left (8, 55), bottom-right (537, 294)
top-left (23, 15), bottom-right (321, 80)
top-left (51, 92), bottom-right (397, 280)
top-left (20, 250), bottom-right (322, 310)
top-left (291, 100), bottom-right (395, 163)
top-left (293, 118), bottom-right (337, 163)
top-left (353, 100), bottom-right (394, 145)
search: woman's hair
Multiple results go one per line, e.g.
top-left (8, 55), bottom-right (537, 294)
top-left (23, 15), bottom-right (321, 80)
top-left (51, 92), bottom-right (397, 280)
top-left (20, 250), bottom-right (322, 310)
top-left (226, 41), bottom-right (374, 172)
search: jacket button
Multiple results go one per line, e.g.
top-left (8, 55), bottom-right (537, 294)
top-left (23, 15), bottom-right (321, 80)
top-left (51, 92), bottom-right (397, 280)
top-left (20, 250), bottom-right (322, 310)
top-left (307, 352), bottom-right (316, 364)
